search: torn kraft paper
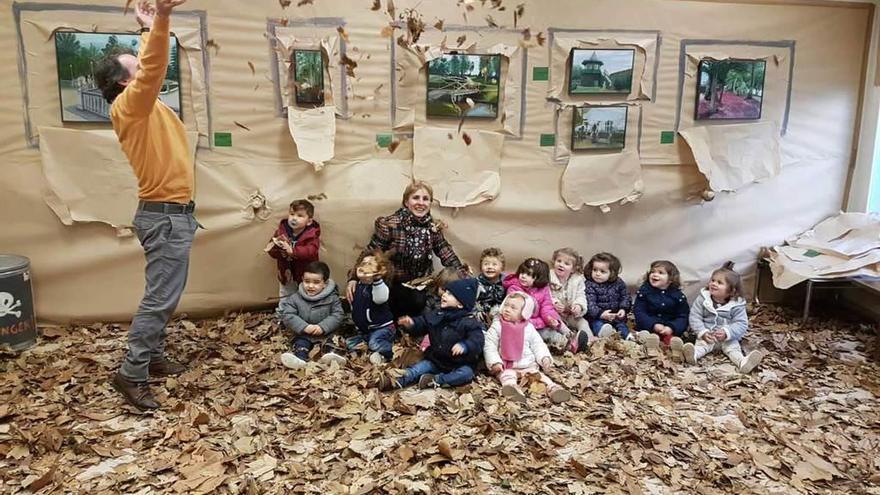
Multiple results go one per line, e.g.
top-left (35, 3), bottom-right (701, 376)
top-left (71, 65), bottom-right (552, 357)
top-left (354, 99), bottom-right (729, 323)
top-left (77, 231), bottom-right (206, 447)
top-left (287, 106), bottom-right (336, 171)
top-left (560, 150), bottom-right (643, 212)
top-left (412, 127), bottom-right (504, 208)
top-left (38, 127), bottom-right (199, 230)
top-left (785, 212), bottom-right (880, 258)
top-left (679, 121), bottom-right (781, 192)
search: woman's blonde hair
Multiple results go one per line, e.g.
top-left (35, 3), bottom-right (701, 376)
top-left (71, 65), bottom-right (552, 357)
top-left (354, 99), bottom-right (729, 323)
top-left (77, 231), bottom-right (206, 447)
top-left (401, 180), bottom-right (434, 207)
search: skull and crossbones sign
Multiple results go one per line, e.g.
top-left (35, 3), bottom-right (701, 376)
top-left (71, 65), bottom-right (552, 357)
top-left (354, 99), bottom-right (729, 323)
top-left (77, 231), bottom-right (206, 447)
top-left (0, 292), bottom-right (22, 319)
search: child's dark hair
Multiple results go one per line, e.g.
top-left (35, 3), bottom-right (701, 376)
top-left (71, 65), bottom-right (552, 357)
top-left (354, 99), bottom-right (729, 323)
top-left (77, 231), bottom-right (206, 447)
top-left (515, 258), bottom-right (551, 288)
top-left (552, 247), bottom-right (584, 273)
top-left (586, 252), bottom-right (622, 282)
top-left (710, 261), bottom-right (743, 301)
top-left (289, 199), bottom-right (315, 217)
top-left (480, 247), bottom-right (505, 268)
top-left (303, 261), bottom-right (330, 281)
top-left (432, 267), bottom-right (465, 294)
top-left (644, 260), bottom-right (682, 289)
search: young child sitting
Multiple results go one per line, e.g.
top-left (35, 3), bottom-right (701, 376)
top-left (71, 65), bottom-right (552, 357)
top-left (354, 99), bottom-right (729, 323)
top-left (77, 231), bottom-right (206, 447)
top-left (484, 292), bottom-right (572, 404)
top-left (418, 267), bottom-right (467, 351)
top-left (475, 247), bottom-right (507, 325)
top-left (347, 250), bottom-right (397, 365)
top-left (265, 199), bottom-right (320, 299)
top-left (549, 247), bottom-right (591, 352)
top-left (683, 262), bottom-right (763, 373)
top-left (633, 260), bottom-right (690, 352)
top-left (584, 252), bottom-right (631, 340)
top-left (503, 258), bottom-right (568, 352)
top-left (378, 278), bottom-right (485, 390)
top-left (279, 261), bottom-right (346, 369)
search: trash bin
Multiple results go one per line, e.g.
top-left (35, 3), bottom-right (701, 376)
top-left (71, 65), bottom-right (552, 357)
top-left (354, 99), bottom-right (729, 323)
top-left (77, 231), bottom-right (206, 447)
top-left (0, 255), bottom-right (37, 351)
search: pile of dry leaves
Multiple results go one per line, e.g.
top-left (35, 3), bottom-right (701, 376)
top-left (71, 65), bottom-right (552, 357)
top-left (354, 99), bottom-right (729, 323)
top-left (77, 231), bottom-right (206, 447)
top-left (1, 304), bottom-right (879, 494)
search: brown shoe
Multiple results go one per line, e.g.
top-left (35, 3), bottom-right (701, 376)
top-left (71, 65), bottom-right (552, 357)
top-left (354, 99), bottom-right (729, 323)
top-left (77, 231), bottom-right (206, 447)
top-left (111, 373), bottom-right (159, 410)
top-left (149, 357), bottom-right (186, 377)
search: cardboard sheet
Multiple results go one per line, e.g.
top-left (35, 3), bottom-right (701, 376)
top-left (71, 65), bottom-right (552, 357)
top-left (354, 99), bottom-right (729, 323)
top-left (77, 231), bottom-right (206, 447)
top-left (679, 121), bottom-right (781, 192)
top-left (412, 127), bottom-right (504, 207)
top-left (38, 127), bottom-right (199, 228)
top-left (287, 106), bottom-right (337, 171)
top-left (561, 150), bottom-right (643, 212)
top-left (549, 33), bottom-right (658, 103)
top-left (786, 212), bottom-right (880, 257)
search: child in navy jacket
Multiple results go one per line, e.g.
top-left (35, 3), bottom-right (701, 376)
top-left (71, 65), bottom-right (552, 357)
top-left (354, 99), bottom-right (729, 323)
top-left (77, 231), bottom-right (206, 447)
top-left (632, 260), bottom-right (690, 350)
top-left (379, 278), bottom-right (485, 390)
top-left (584, 252), bottom-right (631, 339)
top-left (347, 250), bottom-right (396, 365)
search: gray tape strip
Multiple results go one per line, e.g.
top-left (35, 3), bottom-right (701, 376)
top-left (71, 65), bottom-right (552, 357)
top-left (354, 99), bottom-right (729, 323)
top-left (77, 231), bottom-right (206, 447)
top-left (388, 24), bottom-right (528, 140)
top-left (675, 39), bottom-right (796, 136)
top-left (267, 17), bottom-right (348, 120)
top-left (12, 2), bottom-right (211, 148)
top-left (547, 28), bottom-right (662, 101)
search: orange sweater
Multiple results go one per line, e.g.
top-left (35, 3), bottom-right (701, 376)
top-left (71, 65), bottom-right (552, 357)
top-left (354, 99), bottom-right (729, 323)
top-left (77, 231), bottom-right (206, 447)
top-left (110, 15), bottom-right (193, 203)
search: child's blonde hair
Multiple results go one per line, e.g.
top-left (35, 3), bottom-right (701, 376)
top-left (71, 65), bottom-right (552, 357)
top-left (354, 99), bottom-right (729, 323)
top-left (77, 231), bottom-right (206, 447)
top-left (552, 247), bottom-right (584, 273)
top-left (709, 261), bottom-right (743, 301)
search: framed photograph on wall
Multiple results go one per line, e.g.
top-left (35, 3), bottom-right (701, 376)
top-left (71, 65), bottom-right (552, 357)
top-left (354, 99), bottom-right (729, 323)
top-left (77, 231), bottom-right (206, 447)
top-left (54, 31), bottom-right (182, 123)
top-left (292, 49), bottom-right (325, 106)
top-left (426, 53), bottom-right (501, 119)
top-left (568, 48), bottom-right (634, 95)
top-left (571, 105), bottom-right (628, 151)
top-left (694, 58), bottom-right (766, 120)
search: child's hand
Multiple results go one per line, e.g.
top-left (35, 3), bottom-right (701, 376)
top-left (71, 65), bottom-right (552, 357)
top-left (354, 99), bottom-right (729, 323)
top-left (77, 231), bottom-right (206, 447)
top-left (547, 318), bottom-right (560, 329)
top-left (653, 323), bottom-right (665, 333)
top-left (540, 357), bottom-right (553, 371)
top-left (616, 309), bottom-right (626, 320)
top-left (701, 332), bottom-right (716, 344)
top-left (304, 324), bottom-right (323, 335)
top-left (490, 363), bottom-right (503, 375)
top-left (397, 316), bottom-right (414, 328)
top-left (451, 343), bottom-right (466, 356)
top-left (601, 310), bottom-right (614, 321)
top-left (571, 304), bottom-right (583, 316)
top-left (553, 300), bottom-right (565, 313)
top-left (659, 326), bottom-right (672, 336)
top-left (712, 329), bottom-right (727, 341)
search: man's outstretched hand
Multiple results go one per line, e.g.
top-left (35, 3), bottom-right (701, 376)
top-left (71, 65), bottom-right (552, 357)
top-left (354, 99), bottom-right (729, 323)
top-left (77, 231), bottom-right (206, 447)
top-left (136, 0), bottom-right (187, 28)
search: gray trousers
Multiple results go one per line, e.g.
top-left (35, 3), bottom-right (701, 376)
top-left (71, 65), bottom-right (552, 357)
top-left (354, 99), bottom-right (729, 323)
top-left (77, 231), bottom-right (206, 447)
top-left (119, 209), bottom-right (197, 382)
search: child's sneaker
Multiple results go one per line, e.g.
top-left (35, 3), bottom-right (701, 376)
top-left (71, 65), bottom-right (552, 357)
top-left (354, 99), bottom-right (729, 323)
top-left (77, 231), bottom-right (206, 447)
top-left (319, 352), bottom-right (347, 366)
top-left (682, 343), bottom-right (697, 365)
top-left (598, 324), bottom-right (616, 339)
top-left (417, 374), bottom-right (438, 389)
top-left (549, 387), bottom-right (572, 404)
top-left (643, 333), bottom-right (661, 356)
top-left (369, 352), bottom-right (386, 365)
top-left (280, 352), bottom-right (307, 369)
top-left (635, 330), bottom-right (651, 343)
top-left (739, 350), bottom-right (763, 373)
top-left (669, 337), bottom-right (684, 362)
top-left (501, 384), bottom-right (526, 402)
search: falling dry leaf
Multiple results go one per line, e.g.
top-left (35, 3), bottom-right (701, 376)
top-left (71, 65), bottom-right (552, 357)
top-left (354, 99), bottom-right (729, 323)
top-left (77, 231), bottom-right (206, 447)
top-left (388, 140), bottom-right (401, 153)
top-left (370, 0), bottom-right (381, 10)
top-left (536, 31), bottom-right (545, 46)
top-left (279, 0), bottom-right (291, 7)
top-left (485, 15), bottom-right (499, 28)
top-left (206, 38), bottom-right (220, 55)
top-left (434, 19), bottom-right (444, 31)
top-left (380, 25), bottom-right (395, 38)
top-left (297, 0), bottom-right (314, 5)
top-left (247, 61), bottom-right (255, 75)
top-left (340, 53), bottom-right (358, 77)
top-left (386, 0), bottom-right (396, 19)
top-left (306, 193), bottom-right (328, 201)
top-left (462, 132), bottom-right (472, 146)
top-left (522, 27), bottom-right (531, 41)
top-left (337, 26), bottom-right (350, 42)
top-left (456, 34), bottom-right (467, 47)
top-left (234, 121), bottom-right (251, 131)
top-left (514, 3), bottom-right (525, 28)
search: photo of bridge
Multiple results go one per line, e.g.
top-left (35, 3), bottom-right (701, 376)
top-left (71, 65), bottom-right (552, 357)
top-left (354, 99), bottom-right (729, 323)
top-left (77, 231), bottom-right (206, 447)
top-left (426, 53), bottom-right (501, 119)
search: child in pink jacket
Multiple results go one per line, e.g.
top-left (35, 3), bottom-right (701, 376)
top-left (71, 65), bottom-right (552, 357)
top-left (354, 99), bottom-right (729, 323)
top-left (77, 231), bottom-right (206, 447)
top-left (503, 258), bottom-right (570, 352)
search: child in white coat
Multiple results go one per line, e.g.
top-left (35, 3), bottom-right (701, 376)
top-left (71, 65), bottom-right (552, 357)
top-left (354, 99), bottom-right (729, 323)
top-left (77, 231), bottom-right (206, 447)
top-left (484, 292), bottom-right (572, 404)
top-left (683, 262), bottom-right (764, 373)
top-left (549, 247), bottom-right (592, 353)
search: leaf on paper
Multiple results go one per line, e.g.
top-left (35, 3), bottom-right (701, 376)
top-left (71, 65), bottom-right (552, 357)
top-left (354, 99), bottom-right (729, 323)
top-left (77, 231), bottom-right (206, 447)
top-left (370, 0), bottom-right (381, 10)
top-left (462, 133), bottom-right (472, 146)
top-left (234, 121), bottom-right (251, 131)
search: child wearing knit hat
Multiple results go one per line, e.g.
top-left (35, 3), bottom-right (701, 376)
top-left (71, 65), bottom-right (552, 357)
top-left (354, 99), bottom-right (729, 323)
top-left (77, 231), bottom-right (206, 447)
top-left (484, 292), bottom-right (572, 404)
top-left (378, 278), bottom-right (485, 390)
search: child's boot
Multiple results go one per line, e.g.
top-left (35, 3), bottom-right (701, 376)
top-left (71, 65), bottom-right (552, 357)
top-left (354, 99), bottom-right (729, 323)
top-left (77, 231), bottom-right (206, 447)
top-left (669, 337), bottom-right (684, 362)
top-left (635, 330), bottom-right (651, 343)
top-left (418, 374), bottom-right (438, 389)
top-left (682, 343), bottom-right (697, 365)
top-left (281, 352), bottom-right (307, 370)
top-left (598, 324), bottom-right (616, 339)
top-left (643, 333), bottom-right (661, 357)
top-left (549, 387), bottom-right (571, 404)
top-left (501, 384), bottom-right (526, 402)
top-left (739, 350), bottom-right (764, 373)
top-left (369, 351), bottom-right (386, 365)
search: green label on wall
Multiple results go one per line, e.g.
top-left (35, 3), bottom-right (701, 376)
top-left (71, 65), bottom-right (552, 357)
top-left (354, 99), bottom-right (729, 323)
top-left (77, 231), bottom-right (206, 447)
top-left (540, 134), bottom-right (556, 147)
top-left (214, 132), bottom-right (232, 147)
top-left (532, 67), bottom-right (549, 81)
top-left (803, 249), bottom-right (821, 258)
top-left (376, 133), bottom-right (393, 148)
top-left (660, 131), bottom-right (675, 144)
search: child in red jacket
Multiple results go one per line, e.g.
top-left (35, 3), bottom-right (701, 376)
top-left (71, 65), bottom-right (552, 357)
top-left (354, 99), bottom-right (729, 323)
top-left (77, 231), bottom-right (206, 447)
top-left (265, 199), bottom-right (321, 300)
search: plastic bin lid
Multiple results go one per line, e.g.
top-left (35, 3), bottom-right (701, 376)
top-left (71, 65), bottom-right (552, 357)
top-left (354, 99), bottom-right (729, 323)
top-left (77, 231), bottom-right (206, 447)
top-left (0, 255), bottom-right (30, 276)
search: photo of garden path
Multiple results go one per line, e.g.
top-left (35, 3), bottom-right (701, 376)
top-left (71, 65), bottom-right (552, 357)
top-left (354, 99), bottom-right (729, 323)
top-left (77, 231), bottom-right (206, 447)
top-left (696, 58), bottom-right (766, 120)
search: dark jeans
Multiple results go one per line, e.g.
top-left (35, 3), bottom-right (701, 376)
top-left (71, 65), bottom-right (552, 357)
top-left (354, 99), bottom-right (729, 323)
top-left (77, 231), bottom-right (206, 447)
top-left (120, 209), bottom-right (197, 382)
top-left (291, 335), bottom-right (343, 361)
top-left (389, 283), bottom-right (427, 318)
top-left (590, 318), bottom-right (630, 339)
top-left (397, 359), bottom-right (475, 388)
top-left (346, 325), bottom-right (396, 359)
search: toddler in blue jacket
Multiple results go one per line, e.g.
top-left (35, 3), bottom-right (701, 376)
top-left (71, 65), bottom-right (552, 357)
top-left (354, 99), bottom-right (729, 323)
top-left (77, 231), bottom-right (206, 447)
top-left (633, 260), bottom-right (690, 354)
top-left (584, 252), bottom-right (631, 339)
